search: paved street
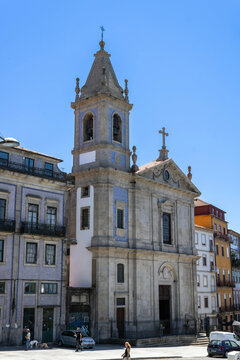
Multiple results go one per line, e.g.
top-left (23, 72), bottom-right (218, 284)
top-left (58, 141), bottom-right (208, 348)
top-left (0, 344), bottom-right (221, 360)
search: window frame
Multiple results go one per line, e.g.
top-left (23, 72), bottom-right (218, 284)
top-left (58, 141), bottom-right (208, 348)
top-left (112, 113), bottom-right (122, 144)
top-left (117, 208), bottom-right (124, 229)
top-left (44, 162), bottom-right (53, 177)
top-left (45, 243), bottom-right (56, 266)
top-left (117, 263), bottom-right (124, 283)
top-left (24, 282), bottom-right (36, 295)
top-left (82, 113), bottom-right (94, 143)
top-left (24, 157), bottom-right (35, 173)
top-left (0, 151), bottom-right (9, 167)
top-left (204, 296), bottom-right (209, 308)
top-left (25, 242), bottom-right (38, 264)
top-left (0, 282), bottom-right (5, 294)
top-left (0, 199), bottom-right (6, 221)
top-left (81, 186), bottom-right (90, 198)
top-left (163, 212), bottom-right (171, 245)
top-left (80, 207), bottom-right (90, 230)
top-left (40, 282), bottom-right (58, 295)
top-left (0, 239), bottom-right (4, 262)
top-left (203, 275), bottom-right (208, 287)
top-left (221, 245), bottom-right (224, 257)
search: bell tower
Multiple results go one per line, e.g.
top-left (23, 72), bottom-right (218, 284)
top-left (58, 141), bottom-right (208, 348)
top-left (71, 40), bottom-right (133, 173)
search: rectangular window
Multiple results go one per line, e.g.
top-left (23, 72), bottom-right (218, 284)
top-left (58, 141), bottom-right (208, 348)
top-left (202, 255), bottom-right (207, 266)
top-left (219, 225), bottom-right (221, 232)
top-left (0, 151), bottom-right (9, 166)
top-left (195, 232), bottom-right (198, 244)
top-left (81, 207), bottom-right (89, 230)
top-left (223, 227), bottom-right (226, 234)
top-left (28, 204), bottom-right (39, 225)
top-left (204, 297), bottom-right (209, 308)
top-left (24, 282), bottom-right (36, 294)
top-left (198, 296), bottom-right (201, 308)
top-left (203, 275), bottom-right (208, 287)
top-left (45, 244), bottom-right (56, 265)
top-left (40, 282), bottom-right (58, 294)
top-left (81, 186), bottom-right (90, 198)
top-left (0, 199), bottom-right (6, 220)
top-left (117, 263), bottom-right (124, 283)
top-left (221, 245), bottom-right (224, 257)
top-left (26, 242), bottom-right (37, 264)
top-left (214, 223), bottom-right (217, 230)
top-left (117, 209), bottom-right (124, 229)
top-left (163, 212), bottom-right (171, 244)
top-left (201, 234), bottom-right (206, 245)
top-left (227, 247), bottom-right (229, 258)
top-left (116, 298), bottom-right (125, 306)
top-left (0, 282), bottom-right (5, 294)
top-left (0, 240), bottom-right (4, 262)
top-left (25, 158), bottom-right (34, 173)
top-left (47, 207), bottom-right (57, 228)
top-left (197, 275), bottom-right (200, 287)
top-left (45, 162), bottom-right (53, 177)
top-left (216, 244), bottom-right (219, 255)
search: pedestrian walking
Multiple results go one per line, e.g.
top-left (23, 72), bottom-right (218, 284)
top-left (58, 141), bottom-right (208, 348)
top-left (25, 329), bottom-right (31, 350)
top-left (121, 341), bottom-right (131, 359)
top-left (75, 328), bottom-right (83, 352)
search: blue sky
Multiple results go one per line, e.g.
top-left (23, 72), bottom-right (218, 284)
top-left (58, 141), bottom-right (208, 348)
top-left (0, 0), bottom-right (239, 232)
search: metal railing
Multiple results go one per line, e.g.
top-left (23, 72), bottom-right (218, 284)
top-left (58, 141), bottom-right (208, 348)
top-left (20, 221), bottom-right (65, 237)
top-left (0, 219), bottom-right (15, 232)
top-left (0, 160), bottom-right (67, 182)
top-left (217, 279), bottom-right (235, 287)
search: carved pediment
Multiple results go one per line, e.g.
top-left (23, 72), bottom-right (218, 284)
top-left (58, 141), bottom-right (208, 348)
top-left (136, 158), bottom-right (200, 195)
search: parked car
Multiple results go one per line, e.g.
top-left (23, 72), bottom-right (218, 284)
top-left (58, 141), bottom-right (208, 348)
top-left (207, 339), bottom-right (240, 358)
top-left (57, 330), bottom-right (95, 349)
top-left (210, 331), bottom-right (240, 346)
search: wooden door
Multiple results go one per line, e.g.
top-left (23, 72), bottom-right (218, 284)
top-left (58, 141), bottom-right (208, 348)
top-left (117, 308), bottom-right (125, 338)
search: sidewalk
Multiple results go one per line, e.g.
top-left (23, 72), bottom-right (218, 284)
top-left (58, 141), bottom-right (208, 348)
top-left (0, 343), bottom-right (208, 359)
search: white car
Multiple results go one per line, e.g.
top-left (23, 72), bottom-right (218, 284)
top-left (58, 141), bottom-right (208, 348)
top-left (57, 330), bottom-right (95, 348)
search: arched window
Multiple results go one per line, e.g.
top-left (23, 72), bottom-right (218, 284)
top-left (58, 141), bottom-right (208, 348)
top-left (117, 263), bottom-right (124, 283)
top-left (113, 114), bottom-right (122, 143)
top-left (83, 113), bottom-right (93, 142)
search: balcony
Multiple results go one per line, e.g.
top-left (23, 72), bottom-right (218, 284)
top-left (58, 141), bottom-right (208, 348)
top-left (20, 222), bottom-right (66, 237)
top-left (214, 231), bottom-right (229, 241)
top-left (210, 264), bottom-right (216, 272)
top-left (0, 219), bottom-right (15, 232)
top-left (217, 279), bottom-right (235, 287)
top-left (0, 161), bottom-right (68, 183)
top-left (219, 306), bottom-right (234, 313)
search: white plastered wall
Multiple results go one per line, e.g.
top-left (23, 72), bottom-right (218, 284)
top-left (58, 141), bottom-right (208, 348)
top-left (69, 185), bottom-right (94, 287)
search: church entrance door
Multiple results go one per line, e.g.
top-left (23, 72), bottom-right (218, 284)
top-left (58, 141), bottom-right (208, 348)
top-left (159, 285), bottom-right (171, 334)
top-left (116, 308), bottom-right (125, 338)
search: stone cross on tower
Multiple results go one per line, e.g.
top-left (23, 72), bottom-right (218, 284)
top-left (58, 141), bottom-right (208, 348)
top-left (157, 127), bottom-right (169, 161)
top-left (100, 26), bottom-right (105, 41)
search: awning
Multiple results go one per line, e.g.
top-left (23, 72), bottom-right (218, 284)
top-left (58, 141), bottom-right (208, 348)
top-left (233, 320), bottom-right (240, 326)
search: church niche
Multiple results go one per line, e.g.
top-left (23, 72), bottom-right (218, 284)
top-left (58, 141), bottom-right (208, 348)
top-left (83, 113), bottom-right (94, 142)
top-left (113, 113), bottom-right (122, 143)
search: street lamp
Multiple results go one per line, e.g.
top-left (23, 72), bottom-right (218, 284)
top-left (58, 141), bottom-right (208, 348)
top-left (0, 136), bottom-right (20, 148)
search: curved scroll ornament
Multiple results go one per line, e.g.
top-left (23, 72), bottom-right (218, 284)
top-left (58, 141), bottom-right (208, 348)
top-left (153, 168), bottom-right (162, 180)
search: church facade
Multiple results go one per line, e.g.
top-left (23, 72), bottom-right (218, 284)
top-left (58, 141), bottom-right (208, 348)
top-left (68, 40), bottom-right (201, 341)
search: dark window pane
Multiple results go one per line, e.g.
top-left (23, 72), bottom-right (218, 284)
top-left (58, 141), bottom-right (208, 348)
top-left (116, 298), bottom-right (125, 306)
top-left (24, 282), bottom-right (36, 294)
top-left (0, 282), bottom-right (5, 294)
top-left (40, 282), bottom-right (57, 294)
top-left (113, 114), bottom-right (122, 143)
top-left (47, 207), bottom-right (57, 228)
top-left (45, 244), bottom-right (56, 265)
top-left (0, 151), bottom-right (9, 166)
top-left (28, 204), bottom-right (39, 225)
top-left (0, 199), bottom-right (6, 220)
top-left (81, 186), bottom-right (89, 198)
top-left (0, 240), bottom-right (4, 262)
top-left (117, 209), bottom-right (124, 229)
top-left (117, 264), bottom-right (124, 283)
top-left (45, 162), bottom-right (53, 177)
top-left (26, 242), bottom-right (37, 264)
top-left (163, 213), bottom-right (171, 244)
top-left (25, 158), bottom-right (34, 173)
top-left (81, 208), bottom-right (89, 229)
top-left (83, 114), bottom-right (93, 142)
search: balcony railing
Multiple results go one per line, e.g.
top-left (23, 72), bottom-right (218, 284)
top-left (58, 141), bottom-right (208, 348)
top-left (217, 279), bottom-right (235, 287)
top-left (20, 222), bottom-right (66, 237)
top-left (214, 231), bottom-right (229, 241)
top-left (219, 305), bottom-right (235, 312)
top-left (0, 219), bottom-right (15, 232)
top-left (0, 161), bottom-right (67, 182)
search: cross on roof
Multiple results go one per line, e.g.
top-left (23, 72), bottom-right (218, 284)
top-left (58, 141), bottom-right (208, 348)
top-left (100, 26), bottom-right (105, 41)
top-left (159, 127), bottom-right (169, 149)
